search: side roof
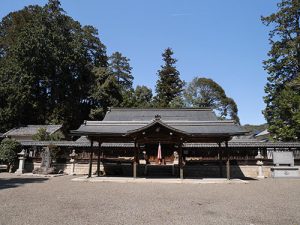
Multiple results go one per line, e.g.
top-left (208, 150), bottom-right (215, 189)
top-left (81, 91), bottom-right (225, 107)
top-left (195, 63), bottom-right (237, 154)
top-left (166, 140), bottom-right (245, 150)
top-left (4, 125), bottom-right (63, 137)
top-left (103, 108), bottom-right (218, 121)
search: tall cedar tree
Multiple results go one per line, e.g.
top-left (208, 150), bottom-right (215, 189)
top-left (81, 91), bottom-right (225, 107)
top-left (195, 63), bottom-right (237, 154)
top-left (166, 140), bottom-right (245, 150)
top-left (109, 52), bottom-right (133, 91)
top-left (262, 0), bottom-right (300, 140)
top-left (89, 67), bottom-right (122, 120)
top-left (108, 52), bottom-right (135, 108)
top-left (0, 0), bottom-right (108, 132)
top-left (155, 48), bottom-right (183, 107)
top-left (184, 77), bottom-right (240, 124)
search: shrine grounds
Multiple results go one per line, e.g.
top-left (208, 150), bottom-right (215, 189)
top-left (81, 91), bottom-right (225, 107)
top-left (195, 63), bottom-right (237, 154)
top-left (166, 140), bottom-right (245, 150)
top-left (0, 173), bottom-right (300, 225)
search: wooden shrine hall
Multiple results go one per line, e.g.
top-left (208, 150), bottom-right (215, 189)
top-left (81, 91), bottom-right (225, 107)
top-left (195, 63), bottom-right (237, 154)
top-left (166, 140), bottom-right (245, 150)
top-left (72, 108), bottom-right (247, 179)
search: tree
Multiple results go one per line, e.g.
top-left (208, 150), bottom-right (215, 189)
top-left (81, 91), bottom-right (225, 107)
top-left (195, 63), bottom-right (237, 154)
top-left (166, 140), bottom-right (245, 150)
top-left (133, 85), bottom-right (153, 107)
top-left (266, 77), bottom-right (300, 141)
top-left (32, 127), bottom-right (64, 141)
top-left (183, 77), bottom-right (240, 124)
top-left (0, 0), bottom-right (108, 132)
top-left (109, 52), bottom-right (133, 91)
top-left (169, 96), bottom-right (185, 108)
top-left (0, 138), bottom-right (21, 172)
top-left (155, 48), bottom-right (183, 107)
top-left (262, 0), bottom-right (300, 140)
top-left (117, 85), bottom-right (153, 108)
top-left (89, 67), bottom-right (122, 120)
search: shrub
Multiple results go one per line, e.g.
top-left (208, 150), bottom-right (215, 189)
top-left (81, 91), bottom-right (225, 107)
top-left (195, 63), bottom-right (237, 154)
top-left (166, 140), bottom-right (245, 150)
top-left (0, 138), bottom-right (21, 172)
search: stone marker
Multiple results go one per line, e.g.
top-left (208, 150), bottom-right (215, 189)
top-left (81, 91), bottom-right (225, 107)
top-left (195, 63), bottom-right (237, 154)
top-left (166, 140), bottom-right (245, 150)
top-left (273, 152), bottom-right (294, 166)
top-left (271, 152), bottom-right (299, 178)
top-left (33, 147), bottom-right (55, 174)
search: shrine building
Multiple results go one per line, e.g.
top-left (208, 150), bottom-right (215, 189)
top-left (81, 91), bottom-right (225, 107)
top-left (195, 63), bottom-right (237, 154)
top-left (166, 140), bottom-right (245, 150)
top-left (72, 108), bottom-right (247, 179)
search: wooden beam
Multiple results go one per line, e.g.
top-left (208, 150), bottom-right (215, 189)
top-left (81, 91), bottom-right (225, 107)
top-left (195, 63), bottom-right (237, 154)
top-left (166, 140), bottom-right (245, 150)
top-left (218, 143), bottom-right (223, 178)
top-left (88, 141), bottom-right (94, 178)
top-left (179, 144), bottom-right (183, 179)
top-left (225, 141), bottom-right (230, 180)
top-left (133, 141), bottom-right (138, 178)
top-left (97, 142), bottom-right (102, 177)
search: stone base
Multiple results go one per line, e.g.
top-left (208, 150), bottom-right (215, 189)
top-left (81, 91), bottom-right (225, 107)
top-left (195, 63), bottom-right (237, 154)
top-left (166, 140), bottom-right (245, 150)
top-left (15, 169), bottom-right (25, 174)
top-left (271, 167), bottom-right (299, 178)
top-left (32, 167), bottom-right (56, 175)
top-left (25, 163), bottom-right (300, 178)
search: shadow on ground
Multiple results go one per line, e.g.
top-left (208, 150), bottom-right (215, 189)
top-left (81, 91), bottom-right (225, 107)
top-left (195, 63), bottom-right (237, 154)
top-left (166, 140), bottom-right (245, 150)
top-left (0, 177), bottom-right (48, 190)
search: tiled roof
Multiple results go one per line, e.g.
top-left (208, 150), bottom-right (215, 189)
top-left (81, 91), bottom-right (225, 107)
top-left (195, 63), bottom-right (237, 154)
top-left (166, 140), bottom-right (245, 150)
top-left (255, 129), bottom-right (270, 137)
top-left (4, 125), bottom-right (62, 137)
top-left (103, 108), bottom-right (218, 121)
top-left (72, 108), bottom-right (246, 137)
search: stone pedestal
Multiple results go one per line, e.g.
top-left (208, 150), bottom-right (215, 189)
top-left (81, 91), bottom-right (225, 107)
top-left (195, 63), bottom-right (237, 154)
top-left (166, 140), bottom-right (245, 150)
top-left (255, 150), bottom-right (264, 179)
top-left (271, 167), bottom-right (299, 178)
top-left (15, 149), bottom-right (27, 174)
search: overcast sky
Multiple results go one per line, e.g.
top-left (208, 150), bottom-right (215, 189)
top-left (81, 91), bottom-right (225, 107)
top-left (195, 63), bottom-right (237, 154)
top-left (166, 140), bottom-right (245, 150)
top-left (0, 0), bottom-right (279, 125)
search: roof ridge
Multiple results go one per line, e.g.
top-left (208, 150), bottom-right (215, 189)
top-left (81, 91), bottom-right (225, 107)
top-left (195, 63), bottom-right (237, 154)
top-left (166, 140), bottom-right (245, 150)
top-left (109, 108), bottom-right (212, 111)
top-left (84, 120), bottom-right (237, 124)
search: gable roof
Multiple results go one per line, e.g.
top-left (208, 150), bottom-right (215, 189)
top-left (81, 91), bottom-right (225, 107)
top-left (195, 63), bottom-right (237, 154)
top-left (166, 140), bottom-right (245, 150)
top-left (72, 108), bottom-right (246, 141)
top-left (4, 125), bottom-right (63, 137)
top-left (103, 108), bottom-right (218, 121)
top-left (255, 129), bottom-right (270, 137)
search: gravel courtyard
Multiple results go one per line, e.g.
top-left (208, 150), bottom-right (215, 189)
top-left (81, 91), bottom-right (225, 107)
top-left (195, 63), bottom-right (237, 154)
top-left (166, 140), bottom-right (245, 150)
top-left (0, 173), bottom-right (300, 225)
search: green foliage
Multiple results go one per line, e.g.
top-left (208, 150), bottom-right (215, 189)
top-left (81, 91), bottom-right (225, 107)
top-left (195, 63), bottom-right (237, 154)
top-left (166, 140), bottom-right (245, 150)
top-left (0, 138), bottom-right (21, 165)
top-left (183, 77), bottom-right (240, 124)
top-left (169, 96), bottom-right (185, 108)
top-left (117, 85), bottom-right (153, 108)
top-left (49, 130), bottom-right (64, 141)
top-left (89, 67), bottom-right (122, 120)
top-left (0, 0), bottom-right (107, 132)
top-left (262, 0), bottom-right (300, 141)
top-left (155, 48), bottom-right (183, 107)
top-left (109, 52), bottom-right (133, 91)
top-left (267, 82), bottom-right (300, 141)
top-left (32, 128), bottom-right (51, 141)
top-left (48, 144), bottom-right (61, 160)
top-left (133, 85), bottom-right (153, 107)
top-left (32, 127), bottom-right (64, 141)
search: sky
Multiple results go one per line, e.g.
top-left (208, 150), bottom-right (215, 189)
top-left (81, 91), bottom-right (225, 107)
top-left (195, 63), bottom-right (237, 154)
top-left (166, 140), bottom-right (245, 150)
top-left (0, 0), bottom-right (279, 125)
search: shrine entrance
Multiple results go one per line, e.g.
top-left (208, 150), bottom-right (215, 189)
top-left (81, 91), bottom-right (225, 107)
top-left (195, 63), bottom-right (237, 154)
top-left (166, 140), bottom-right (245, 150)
top-left (143, 143), bottom-right (177, 165)
top-left (139, 143), bottom-right (179, 178)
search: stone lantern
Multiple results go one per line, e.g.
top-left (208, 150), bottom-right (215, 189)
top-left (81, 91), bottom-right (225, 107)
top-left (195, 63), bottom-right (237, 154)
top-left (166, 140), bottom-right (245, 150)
top-left (15, 149), bottom-right (27, 174)
top-left (255, 150), bottom-right (264, 179)
top-left (69, 149), bottom-right (78, 176)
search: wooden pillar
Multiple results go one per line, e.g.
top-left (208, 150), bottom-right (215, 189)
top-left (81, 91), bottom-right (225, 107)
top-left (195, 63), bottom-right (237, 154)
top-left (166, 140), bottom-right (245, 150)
top-left (88, 140), bottom-right (94, 178)
top-left (218, 142), bottom-right (223, 178)
top-left (179, 144), bottom-right (183, 179)
top-left (133, 141), bottom-right (138, 178)
top-left (225, 141), bottom-right (230, 180)
top-left (97, 142), bottom-right (102, 177)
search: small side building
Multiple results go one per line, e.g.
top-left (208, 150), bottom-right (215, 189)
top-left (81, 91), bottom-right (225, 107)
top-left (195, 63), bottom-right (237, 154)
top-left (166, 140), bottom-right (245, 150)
top-left (3, 125), bottom-right (63, 141)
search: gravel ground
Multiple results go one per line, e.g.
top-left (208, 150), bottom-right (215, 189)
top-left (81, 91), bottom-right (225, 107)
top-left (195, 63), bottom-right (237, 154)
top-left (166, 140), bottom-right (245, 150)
top-left (0, 173), bottom-right (300, 225)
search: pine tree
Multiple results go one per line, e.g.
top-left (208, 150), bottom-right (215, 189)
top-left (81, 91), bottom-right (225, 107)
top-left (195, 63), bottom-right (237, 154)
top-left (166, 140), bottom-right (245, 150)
top-left (155, 48), bottom-right (183, 107)
top-left (262, 0), bottom-right (300, 140)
